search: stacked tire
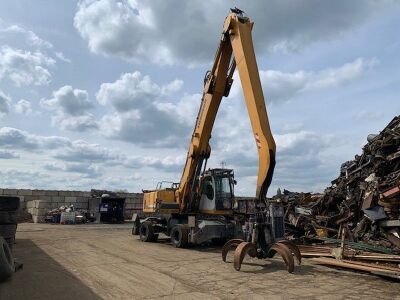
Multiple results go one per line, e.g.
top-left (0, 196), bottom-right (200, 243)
top-left (0, 196), bottom-right (19, 282)
top-left (0, 196), bottom-right (20, 250)
top-left (0, 237), bottom-right (14, 281)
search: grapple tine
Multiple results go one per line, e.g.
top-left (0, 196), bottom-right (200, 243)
top-left (278, 240), bottom-right (302, 265)
top-left (222, 239), bottom-right (244, 262)
top-left (233, 242), bottom-right (256, 271)
top-left (269, 243), bottom-right (295, 273)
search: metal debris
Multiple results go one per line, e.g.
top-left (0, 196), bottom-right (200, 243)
top-left (311, 257), bottom-right (400, 280)
top-left (279, 116), bottom-right (400, 253)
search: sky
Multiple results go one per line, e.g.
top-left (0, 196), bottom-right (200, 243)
top-left (0, 0), bottom-right (399, 196)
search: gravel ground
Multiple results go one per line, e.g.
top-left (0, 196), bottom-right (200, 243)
top-left (0, 223), bottom-right (399, 299)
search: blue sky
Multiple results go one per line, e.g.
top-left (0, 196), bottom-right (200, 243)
top-left (0, 1), bottom-right (399, 196)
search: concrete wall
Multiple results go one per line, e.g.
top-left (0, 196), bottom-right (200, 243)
top-left (0, 188), bottom-right (143, 223)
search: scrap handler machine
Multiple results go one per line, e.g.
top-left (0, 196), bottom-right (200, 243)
top-left (132, 8), bottom-right (301, 273)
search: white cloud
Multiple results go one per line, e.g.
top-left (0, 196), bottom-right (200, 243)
top-left (74, 0), bottom-right (167, 64)
top-left (44, 161), bottom-right (102, 178)
top-left (53, 140), bottom-right (122, 164)
top-left (275, 131), bottom-right (331, 156)
top-left (0, 127), bottom-right (71, 150)
top-left (0, 46), bottom-right (55, 86)
top-left (97, 72), bottom-right (159, 110)
top-left (0, 126), bottom-right (184, 174)
top-left (0, 90), bottom-right (11, 115)
top-left (161, 79), bottom-right (184, 95)
top-left (205, 73), bottom-right (340, 195)
top-left (41, 85), bottom-right (93, 115)
top-left (97, 71), bottom-right (191, 146)
top-left (304, 58), bottom-right (378, 90)
top-left (272, 131), bottom-right (337, 192)
top-left (55, 52), bottom-right (71, 63)
top-left (100, 111), bottom-right (187, 147)
top-left (155, 92), bottom-right (201, 126)
top-left (0, 149), bottom-right (19, 159)
top-left (210, 126), bottom-right (335, 195)
top-left (52, 114), bottom-right (98, 131)
top-left (0, 20), bottom-right (71, 72)
top-left (0, 24), bottom-right (53, 49)
top-left (259, 58), bottom-right (377, 103)
top-left (14, 99), bottom-right (33, 115)
top-left (41, 85), bottom-right (98, 131)
top-left (125, 155), bottom-right (185, 172)
top-left (0, 168), bottom-right (42, 188)
top-left (74, 0), bottom-right (394, 65)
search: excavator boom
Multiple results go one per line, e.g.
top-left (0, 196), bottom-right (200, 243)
top-left (177, 10), bottom-right (276, 212)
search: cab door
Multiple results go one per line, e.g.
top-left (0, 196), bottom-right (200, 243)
top-left (214, 176), bottom-right (233, 210)
top-left (198, 176), bottom-right (216, 212)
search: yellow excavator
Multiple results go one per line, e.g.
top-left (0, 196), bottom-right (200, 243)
top-left (132, 8), bottom-right (301, 273)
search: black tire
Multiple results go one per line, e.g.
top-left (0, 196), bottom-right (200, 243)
top-left (170, 225), bottom-right (189, 248)
top-left (139, 221), bottom-right (156, 242)
top-left (0, 224), bottom-right (17, 239)
top-left (4, 237), bottom-right (15, 251)
top-left (152, 234), bottom-right (159, 242)
top-left (0, 211), bottom-right (17, 224)
top-left (0, 197), bottom-right (20, 211)
top-left (132, 223), bottom-right (140, 235)
top-left (0, 237), bottom-right (14, 282)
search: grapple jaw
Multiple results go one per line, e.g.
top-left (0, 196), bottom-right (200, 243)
top-left (277, 240), bottom-right (302, 265)
top-left (222, 239), bottom-right (244, 262)
top-left (268, 242), bottom-right (295, 273)
top-left (222, 239), bottom-right (301, 273)
top-left (233, 242), bottom-right (257, 271)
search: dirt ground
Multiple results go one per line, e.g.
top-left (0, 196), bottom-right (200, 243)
top-left (0, 223), bottom-right (399, 300)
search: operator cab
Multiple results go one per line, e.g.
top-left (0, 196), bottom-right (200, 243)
top-left (199, 168), bottom-right (235, 213)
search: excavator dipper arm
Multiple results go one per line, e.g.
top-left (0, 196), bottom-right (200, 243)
top-left (177, 9), bottom-right (276, 212)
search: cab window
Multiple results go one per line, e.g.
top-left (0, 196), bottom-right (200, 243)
top-left (202, 177), bottom-right (214, 200)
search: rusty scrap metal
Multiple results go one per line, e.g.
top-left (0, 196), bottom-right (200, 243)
top-left (279, 116), bottom-right (400, 252)
top-left (311, 257), bottom-right (400, 280)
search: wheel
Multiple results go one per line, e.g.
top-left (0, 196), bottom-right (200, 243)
top-left (0, 237), bottom-right (14, 282)
top-left (152, 234), bottom-right (159, 242)
top-left (0, 211), bottom-right (17, 224)
top-left (0, 197), bottom-right (20, 211)
top-left (132, 223), bottom-right (140, 235)
top-left (139, 221), bottom-right (156, 242)
top-left (0, 224), bottom-right (17, 239)
top-left (170, 225), bottom-right (189, 248)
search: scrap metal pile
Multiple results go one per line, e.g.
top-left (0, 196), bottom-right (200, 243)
top-left (44, 205), bottom-right (94, 224)
top-left (279, 116), bottom-right (400, 253)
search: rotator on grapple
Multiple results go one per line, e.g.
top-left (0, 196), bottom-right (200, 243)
top-left (222, 201), bottom-right (301, 273)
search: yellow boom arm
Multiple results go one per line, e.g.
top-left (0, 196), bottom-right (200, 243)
top-left (177, 9), bottom-right (276, 212)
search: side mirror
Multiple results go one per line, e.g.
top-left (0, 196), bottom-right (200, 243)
top-left (233, 180), bottom-right (237, 185)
